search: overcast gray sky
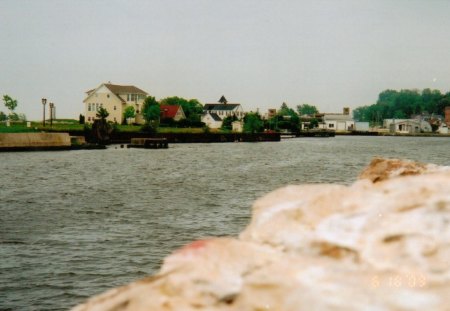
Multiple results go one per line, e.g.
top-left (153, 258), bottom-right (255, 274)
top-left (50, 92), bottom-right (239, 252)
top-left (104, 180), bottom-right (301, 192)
top-left (1, 0), bottom-right (450, 120)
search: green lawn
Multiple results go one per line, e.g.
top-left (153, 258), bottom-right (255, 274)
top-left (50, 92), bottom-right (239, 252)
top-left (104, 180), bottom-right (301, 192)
top-left (0, 124), bottom-right (38, 133)
top-left (0, 121), bottom-right (211, 134)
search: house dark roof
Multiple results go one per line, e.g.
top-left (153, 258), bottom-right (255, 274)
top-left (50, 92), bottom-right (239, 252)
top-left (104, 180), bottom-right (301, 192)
top-left (210, 113), bottom-right (222, 121)
top-left (160, 105), bottom-right (181, 119)
top-left (104, 83), bottom-right (148, 95)
top-left (204, 103), bottom-right (240, 111)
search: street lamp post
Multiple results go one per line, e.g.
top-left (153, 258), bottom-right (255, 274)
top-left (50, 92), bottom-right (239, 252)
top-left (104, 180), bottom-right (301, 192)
top-left (42, 98), bottom-right (47, 127)
top-left (49, 102), bottom-right (54, 127)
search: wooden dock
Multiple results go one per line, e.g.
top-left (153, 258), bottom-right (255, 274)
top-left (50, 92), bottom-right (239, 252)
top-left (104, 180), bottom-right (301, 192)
top-left (128, 138), bottom-right (168, 149)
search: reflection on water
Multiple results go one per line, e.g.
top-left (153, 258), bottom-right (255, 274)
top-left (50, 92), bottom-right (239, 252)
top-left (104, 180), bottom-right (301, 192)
top-left (1, 136), bottom-right (449, 310)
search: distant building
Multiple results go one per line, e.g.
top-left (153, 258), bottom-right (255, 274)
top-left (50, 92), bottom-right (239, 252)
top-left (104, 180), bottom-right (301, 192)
top-left (201, 96), bottom-right (244, 129)
top-left (319, 107), bottom-right (355, 131)
top-left (263, 108), bottom-right (277, 120)
top-left (438, 123), bottom-right (449, 134)
top-left (232, 120), bottom-right (244, 132)
top-left (83, 83), bottom-right (148, 124)
top-left (384, 119), bottom-right (432, 133)
top-left (201, 111), bottom-right (222, 129)
top-left (445, 106), bottom-right (450, 127)
top-left (160, 105), bottom-right (186, 122)
top-left (354, 122), bottom-right (370, 131)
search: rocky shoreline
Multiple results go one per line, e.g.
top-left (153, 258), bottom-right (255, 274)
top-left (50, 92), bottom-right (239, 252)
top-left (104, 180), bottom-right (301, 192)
top-left (72, 158), bottom-right (450, 310)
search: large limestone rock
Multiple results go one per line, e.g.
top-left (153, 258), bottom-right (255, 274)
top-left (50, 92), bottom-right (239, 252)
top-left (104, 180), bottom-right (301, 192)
top-left (72, 158), bottom-right (450, 311)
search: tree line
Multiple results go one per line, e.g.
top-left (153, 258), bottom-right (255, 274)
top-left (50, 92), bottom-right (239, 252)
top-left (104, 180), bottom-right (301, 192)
top-left (353, 89), bottom-right (450, 125)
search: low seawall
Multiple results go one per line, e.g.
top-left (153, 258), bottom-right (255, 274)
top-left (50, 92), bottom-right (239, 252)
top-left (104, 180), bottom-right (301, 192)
top-left (0, 133), bottom-right (71, 151)
top-left (66, 130), bottom-right (281, 144)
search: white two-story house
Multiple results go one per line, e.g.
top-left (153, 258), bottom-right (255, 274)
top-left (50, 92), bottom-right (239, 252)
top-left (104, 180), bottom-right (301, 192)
top-left (83, 83), bottom-right (148, 124)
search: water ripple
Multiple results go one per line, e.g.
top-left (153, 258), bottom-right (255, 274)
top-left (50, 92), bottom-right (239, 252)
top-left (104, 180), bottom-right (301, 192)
top-left (1, 137), bottom-right (449, 310)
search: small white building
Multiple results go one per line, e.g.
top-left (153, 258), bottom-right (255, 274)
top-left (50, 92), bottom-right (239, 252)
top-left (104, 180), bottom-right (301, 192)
top-left (384, 119), bottom-right (432, 133)
top-left (232, 120), bottom-right (244, 132)
top-left (437, 123), bottom-right (449, 134)
top-left (355, 122), bottom-right (370, 131)
top-left (319, 108), bottom-right (354, 131)
top-left (201, 95), bottom-right (245, 129)
top-left (203, 96), bottom-right (245, 120)
top-left (201, 112), bottom-right (222, 129)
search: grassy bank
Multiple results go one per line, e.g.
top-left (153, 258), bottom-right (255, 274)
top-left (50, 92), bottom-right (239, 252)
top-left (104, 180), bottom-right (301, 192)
top-left (0, 121), bottom-right (213, 134)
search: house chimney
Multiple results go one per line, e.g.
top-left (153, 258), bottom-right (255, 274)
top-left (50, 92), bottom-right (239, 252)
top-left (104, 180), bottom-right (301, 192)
top-left (343, 107), bottom-right (350, 115)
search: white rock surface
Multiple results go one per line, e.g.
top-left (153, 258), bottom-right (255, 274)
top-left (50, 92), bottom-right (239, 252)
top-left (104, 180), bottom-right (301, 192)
top-left (72, 158), bottom-right (450, 311)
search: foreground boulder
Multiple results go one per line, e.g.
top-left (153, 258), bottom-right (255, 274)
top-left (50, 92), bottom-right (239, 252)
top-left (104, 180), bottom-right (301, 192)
top-left (72, 158), bottom-right (450, 311)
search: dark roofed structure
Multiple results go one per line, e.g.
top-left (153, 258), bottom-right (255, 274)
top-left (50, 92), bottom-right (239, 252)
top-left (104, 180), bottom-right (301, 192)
top-left (210, 113), bottom-right (222, 121)
top-left (104, 83), bottom-right (148, 95)
top-left (202, 95), bottom-right (245, 125)
top-left (204, 103), bottom-right (240, 111)
top-left (218, 95), bottom-right (228, 104)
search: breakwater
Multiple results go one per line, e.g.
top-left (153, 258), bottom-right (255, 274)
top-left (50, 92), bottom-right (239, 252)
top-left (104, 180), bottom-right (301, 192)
top-left (66, 130), bottom-right (281, 144)
top-left (0, 133), bottom-right (71, 151)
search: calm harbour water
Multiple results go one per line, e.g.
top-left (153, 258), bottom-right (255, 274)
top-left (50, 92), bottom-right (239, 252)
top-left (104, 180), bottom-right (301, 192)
top-left (1, 136), bottom-right (449, 310)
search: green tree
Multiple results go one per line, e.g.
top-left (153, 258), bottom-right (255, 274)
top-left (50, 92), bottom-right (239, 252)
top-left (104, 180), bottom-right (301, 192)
top-left (3, 95), bottom-right (18, 114)
top-left (160, 96), bottom-right (203, 123)
top-left (438, 96), bottom-right (450, 115)
top-left (92, 108), bottom-right (112, 144)
top-left (221, 115), bottom-right (238, 130)
top-left (0, 111), bottom-right (7, 121)
top-left (297, 103), bottom-right (318, 116)
top-left (142, 96), bottom-right (160, 131)
top-left (79, 114), bottom-right (85, 124)
top-left (243, 112), bottom-right (264, 133)
top-left (309, 118), bottom-right (319, 129)
top-left (96, 107), bottom-right (109, 120)
top-left (123, 106), bottom-right (136, 124)
top-left (354, 88), bottom-right (449, 126)
top-left (276, 102), bottom-right (300, 132)
top-left (353, 106), bottom-right (370, 122)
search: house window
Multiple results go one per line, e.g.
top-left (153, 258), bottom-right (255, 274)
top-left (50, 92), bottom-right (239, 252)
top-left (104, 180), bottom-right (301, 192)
top-left (96, 103), bottom-right (99, 110)
top-left (329, 123), bottom-right (334, 128)
top-left (107, 94), bottom-right (110, 98)
top-left (88, 104), bottom-right (91, 111)
top-left (114, 106), bottom-right (116, 110)
top-left (88, 117), bottom-right (91, 121)
top-left (114, 117), bottom-right (117, 122)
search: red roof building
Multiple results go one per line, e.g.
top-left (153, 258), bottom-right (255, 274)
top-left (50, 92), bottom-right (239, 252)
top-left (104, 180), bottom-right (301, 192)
top-left (160, 105), bottom-right (186, 121)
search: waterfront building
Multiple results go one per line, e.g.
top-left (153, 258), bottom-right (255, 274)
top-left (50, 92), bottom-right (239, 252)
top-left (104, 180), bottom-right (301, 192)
top-left (383, 119), bottom-right (432, 133)
top-left (438, 123), bottom-right (449, 134)
top-left (318, 107), bottom-right (355, 131)
top-left (354, 122), bottom-right (370, 131)
top-left (445, 106), bottom-right (450, 127)
top-left (201, 96), bottom-right (245, 129)
top-left (160, 105), bottom-right (186, 122)
top-left (201, 112), bottom-right (222, 129)
top-left (83, 83), bottom-right (148, 124)
top-left (232, 120), bottom-right (244, 132)
top-left (262, 108), bottom-right (277, 120)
